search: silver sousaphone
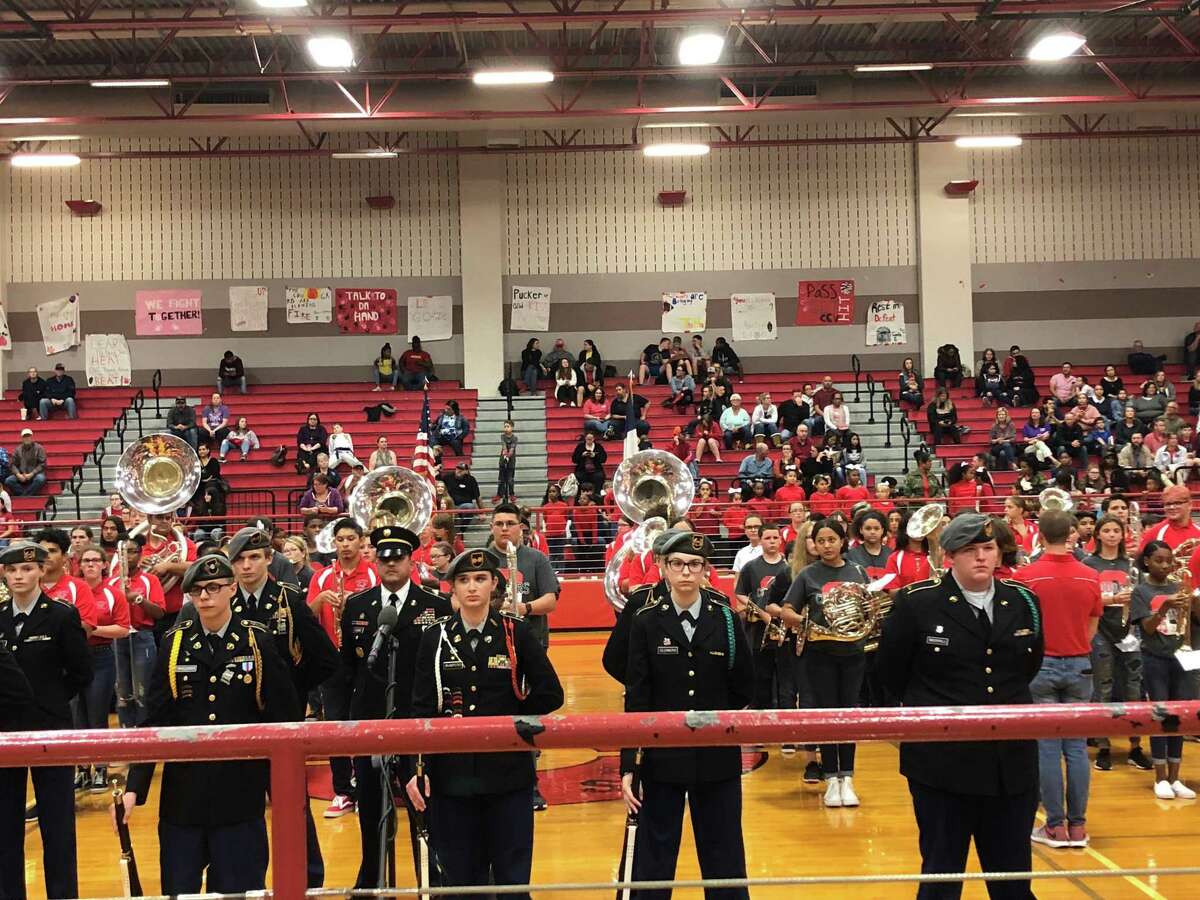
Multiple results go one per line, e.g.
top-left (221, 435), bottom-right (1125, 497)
top-left (314, 466), bottom-right (435, 554)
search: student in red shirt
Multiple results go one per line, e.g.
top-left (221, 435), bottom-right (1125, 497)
top-left (947, 463), bottom-right (995, 515)
top-left (780, 501), bottom-right (808, 547)
top-left (721, 487), bottom-right (749, 534)
top-left (538, 483), bottom-right (571, 567)
top-left (879, 510), bottom-right (938, 593)
top-left (109, 536), bottom-right (166, 728)
top-left (572, 487), bottom-right (603, 572)
top-left (1018, 510), bottom-right (1103, 849)
top-left (1140, 484), bottom-right (1200, 552)
top-left (431, 512), bottom-right (467, 557)
top-left (689, 480), bottom-right (721, 537)
top-left (140, 513), bottom-right (197, 639)
top-left (35, 527), bottom-right (99, 635)
top-left (835, 468), bottom-right (871, 514)
top-left (1003, 495), bottom-right (1038, 558)
top-left (808, 474), bottom-right (839, 517)
top-left (694, 416), bottom-right (724, 465)
top-left (871, 477), bottom-right (897, 517)
top-left (745, 479), bottom-right (775, 518)
top-left (774, 470), bottom-right (807, 519)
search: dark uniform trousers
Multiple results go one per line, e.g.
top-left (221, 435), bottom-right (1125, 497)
top-left (0, 594), bottom-right (92, 900)
top-left (622, 595), bottom-right (754, 900)
top-left (341, 582), bottom-right (454, 889)
top-left (412, 613), bottom-right (564, 900)
top-left (876, 575), bottom-right (1044, 900)
top-left (159, 818), bottom-right (270, 895)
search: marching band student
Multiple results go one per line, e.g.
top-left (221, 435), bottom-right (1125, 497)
top-left (140, 512), bottom-right (197, 641)
top-left (780, 501), bottom-right (808, 547)
top-left (735, 523), bottom-right (791, 710)
top-left (1003, 496), bottom-right (1038, 558)
top-left (621, 532), bottom-right (753, 900)
top-left (880, 509), bottom-right (937, 594)
top-left (110, 536), bottom-right (165, 728)
top-left (407, 549), bottom-right (564, 899)
top-left (847, 510), bottom-right (891, 579)
top-left (732, 514), bottom-right (764, 576)
top-left (34, 527), bottom-right (99, 637)
top-left (835, 468), bottom-right (871, 514)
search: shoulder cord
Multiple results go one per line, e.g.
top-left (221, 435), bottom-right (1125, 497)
top-left (283, 601), bottom-right (300, 665)
top-left (1014, 585), bottom-right (1042, 636)
top-left (719, 603), bottom-right (735, 671)
top-left (248, 628), bottom-right (265, 711)
top-left (503, 618), bottom-right (529, 701)
top-left (434, 623), bottom-right (447, 714)
top-left (167, 629), bottom-right (183, 700)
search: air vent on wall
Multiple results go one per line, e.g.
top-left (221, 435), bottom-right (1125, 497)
top-left (719, 78), bottom-right (818, 102)
top-left (172, 87), bottom-right (273, 106)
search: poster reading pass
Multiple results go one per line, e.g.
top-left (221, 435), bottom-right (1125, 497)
top-left (335, 288), bottom-right (398, 334)
top-left (796, 280), bottom-right (855, 326)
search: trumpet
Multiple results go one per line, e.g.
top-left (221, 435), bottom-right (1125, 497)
top-left (741, 597), bottom-right (787, 648)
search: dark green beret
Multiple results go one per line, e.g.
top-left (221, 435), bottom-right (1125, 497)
top-left (446, 548), bottom-right (500, 580)
top-left (938, 513), bottom-right (995, 553)
top-left (659, 531), bottom-right (713, 560)
top-left (225, 527), bottom-right (272, 561)
top-left (181, 554), bottom-right (235, 591)
top-left (0, 542), bottom-right (47, 566)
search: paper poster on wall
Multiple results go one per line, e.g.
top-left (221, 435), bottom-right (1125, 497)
top-left (285, 287), bottom-right (332, 324)
top-left (865, 300), bottom-right (907, 346)
top-left (407, 295), bottom-right (453, 342)
top-left (796, 280), bottom-right (855, 326)
top-left (510, 286), bottom-right (551, 332)
top-left (661, 291), bottom-right (707, 333)
top-left (85, 334), bottom-right (132, 387)
top-left (37, 293), bottom-right (81, 354)
top-left (0, 306), bottom-right (10, 351)
top-left (230, 285), bottom-right (269, 332)
top-left (730, 293), bottom-right (777, 341)
top-left (335, 288), bottom-right (398, 334)
top-left (135, 290), bottom-right (203, 336)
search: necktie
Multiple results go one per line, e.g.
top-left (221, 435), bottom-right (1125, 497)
top-left (208, 632), bottom-right (224, 654)
top-left (469, 630), bottom-right (480, 651)
top-left (388, 592), bottom-right (399, 609)
top-left (13, 612), bottom-right (27, 636)
top-left (977, 606), bottom-right (991, 628)
top-left (678, 610), bottom-right (696, 627)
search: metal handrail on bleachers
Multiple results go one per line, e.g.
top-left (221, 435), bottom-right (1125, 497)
top-left (225, 488), bottom-right (278, 522)
top-left (850, 353), bottom-right (862, 402)
top-left (132, 388), bottom-right (145, 438)
top-left (900, 415), bottom-right (914, 473)
top-left (65, 463), bottom-right (84, 519)
top-left (881, 390), bottom-right (895, 449)
top-left (151, 368), bottom-right (163, 416)
top-left (865, 373), bottom-right (878, 424)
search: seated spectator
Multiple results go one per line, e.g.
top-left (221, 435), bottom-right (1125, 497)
top-left (164, 395), bottom-right (199, 449)
top-left (898, 357), bottom-right (919, 390)
top-left (638, 337), bottom-right (672, 385)
top-left (1161, 401), bottom-right (1185, 436)
top-left (990, 408), bottom-right (1019, 470)
top-left (947, 462), bottom-right (995, 514)
top-left (872, 478), bottom-right (897, 517)
top-left (578, 339), bottom-right (604, 388)
top-left (39, 363), bottom-right (77, 420)
top-left (1127, 339), bottom-right (1166, 377)
top-left (368, 435), bottom-right (396, 470)
top-left (572, 432), bottom-right (608, 497)
top-left (1144, 418), bottom-right (1169, 456)
top-left (218, 416), bottom-right (260, 462)
top-left (750, 392), bottom-right (781, 446)
top-left (1080, 463), bottom-right (1109, 496)
top-left (808, 474), bottom-right (838, 517)
top-left (926, 389), bottom-right (960, 445)
top-left (693, 415), bottom-right (722, 465)
top-left (1016, 458), bottom-right (1046, 496)
top-left (774, 469), bottom-right (807, 513)
top-left (198, 392), bottom-right (231, 448)
top-left (774, 443), bottom-right (800, 483)
top-left (812, 376), bottom-right (837, 416)
top-left (5, 428), bottom-right (46, 496)
top-left (1188, 373), bottom-right (1200, 417)
top-left (979, 347), bottom-right (1000, 373)
top-left (217, 349), bottom-right (248, 395)
top-left (744, 479), bottom-right (773, 517)
top-left (443, 461), bottom-right (481, 509)
top-left (899, 374), bottom-right (924, 409)
top-left (690, 335), bottom-right (710, 381)
top-left (520, 338), bottom-right (543, 396)
top-left (822, 391), bottom-right (851, 441)
top-left (1040, 398), bottom-right (1063, 431)
top-left (668, 336), bottom-right (694, 380)
top-left (610, 383), bottom-right (651, 437)
top-left (1071, 393), bottom-right (1102, 430)
top-left (1098, 364), bottom-right (1124, 398)
top-left (0, 508), bottom-right (22, 547)
top-left (901, 450), bottom-right (944, 500)
top-left (433, 400), bottom-right (470, 455)
top-left (19, 366), bottom-right (45, 422)
top-left (1003, 352), bottom-right (1038, 407)
top-left (1131, 381), bottom-right (1167, 425)
top-left (541, 337), bottom-right (571, 375)
top-left (1155, 434), bottom-right (1196, 486)
top-left (687, 384), bottom-right (717, 434)
top-left (327, 422), bottom-right (365, 469)
top-left (582, 386), bottom-right (612, 437)
top-left (298, 474), bottom-right (344, 520)
top-left (665, 370), bottom-right (696, 413)
top-left (1048, 362), bottom-right (1079, 412)
top-left (399, 336), bottom-right (434, 390)
top-left (933, 343), bottom-right (963, 388)
top-left (777, 388), bottom-right (811, 441)
top-left (1185, 321), bottom-right (1200, 379)
top-left (1054, 411), bottom-right (1088, 467)
top-left (1112, 406), bottom-right (1143, 447)
top-left (975, 362), bottom-right (1008, 407)
top-left (737, 441), bottom-right (775, 499)
top-left (835, 467), bottom-right (870, 514)
top-left (667, 426), bottom-right (694, 474)
top-left (554, 357), bottom-right (581, 407)
top-left (720, 394), bottom-right (753, 450)
top-left (372, 342), bottom-right (399, 391)
top-left (1117, 432), bottom-right (1154, 483)
top-left (711, 336), bottom-right (743, 380)
top-left (296, 412), bottom-right (328, 473)
top-left (840, 432), bottom-right (867, 483)
top-left (306, 452), bottom-right (342, 490)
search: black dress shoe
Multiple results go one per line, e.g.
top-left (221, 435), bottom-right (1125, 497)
top-left (532, 788), bottom-right (548, 812)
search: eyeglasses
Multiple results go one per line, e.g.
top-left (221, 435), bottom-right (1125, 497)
top-left (1163, 501), bottom-right (1188, 508)
top-left (80, 557), bottom-right (104, 566)
top-left (193, 581), bottom-right (234, 597)
top-left (665, 559), bottom-right (706, 574)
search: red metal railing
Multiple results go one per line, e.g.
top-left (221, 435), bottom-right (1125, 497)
top-left (3, 702), bottom-right (1199, 899)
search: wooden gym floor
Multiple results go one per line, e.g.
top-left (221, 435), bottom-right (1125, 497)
top-left (21, 633), bottom-right (1200, 898)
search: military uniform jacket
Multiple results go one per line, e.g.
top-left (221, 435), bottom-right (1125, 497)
top-left (0, 645), bottom-right (34, 731)
top-left (0, 592), bottom-right (91, 730)
top-left (411, 613), bottom-right (564, 798)
top-left (603, 582), bottom-right (730, 684)
top-left (621, 594), bottom-right (754, 784)
top-left (235, 579), bottom-right (339, 700)
top-left (876, 575), bottom-right (1044, 796)
top-left (126, 616), bottom-right (299, 826)
top-left (341, 581), bottom-right (453, 721)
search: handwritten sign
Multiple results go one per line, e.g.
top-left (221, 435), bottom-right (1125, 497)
top-left (230, 285), bottom-right (268, 332)
top-left (285, 287), bottom-right (332, 324)
top-left (407, 295), bottom-right (453, 342)
top-left (865, 300), bottom-right (907, 346)
top-left (85, 334), bottom-right (132, 386)
top-left (510, 285), bottom-right (551, 332)
top-left (37, 293), bottom-right (81, 354)
top-left (0, 305), bottom-right (10, 351)
top-left (731, 293), bottom-right (777, 341)
top-left (796, 280), bottom-right (855, 326)
top-left (661, 291), bottom-right (707, 333)
top-left (136, 290), bottom-right (203, 336)
top-left (335, 288), bottom-right (397, 334)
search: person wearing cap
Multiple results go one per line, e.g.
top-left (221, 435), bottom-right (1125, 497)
top-left (0, 541), bottom-right (92, 900)
top-left (342, 525), bottom-right (453, 889)
top-left (6, 428), bottom-right (47, 497)
top-left (878, 513), bottom-right (1045, 900)
top-left (118, 554), bottom-right (299, 895)
top-left (620, 530), bottom-right (753, 899)
top-left (166, 395), bottom-right (199, 449)
top-left (38, 363), bottom-right (77, 420)
top-left (1141, 483), bottom-right (1200, 552)
top-left (444, 461), bottom-right (481, 510)
top-left (407, 547), bottom-right (564, 897)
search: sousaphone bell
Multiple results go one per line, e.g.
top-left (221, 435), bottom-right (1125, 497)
top-left (315, 466), bottom-right (435, 554)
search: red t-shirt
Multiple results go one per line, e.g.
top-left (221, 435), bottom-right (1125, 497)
top-left (947, 480), bottom-right (995, 515)
top-left (835, 484), bottom-right (871, 514)
top-left (746, 496), bottom-right (774, 518)
top-left (573, 503), bottom-right (601, 543)
top-left (87, 581), bottom-right (131, 647)
top-left (42, 574), bottom-right (98, 630)
top-left (689, 499), bottom-right (721, 537)
top-left (540, 501), bottom-right (570, 538)
top-left (1017, 553), bottom-right (1103, 657)
top-left (620, 550), bottom-right (661, 590)
top-left (141, 533), bottom-right (197, 614)
top-left (721, 502), bottom-right (749, 533)
top-left (1140, 518), bottom-right (1200, 553)
top-left (107, 572), bottom-right (166, 631)
top-left (774, 484), bottom-right (807, 516)
top-left (400, 349), bottom-right (432, 373)
top-left (809, 491), bottom-right (839, 517)
top-left (871, 499), bottom-right (897, 516)
top-left (307, 558), bottom-right (381, 646)
top-left (881, 549), bottom-right (931, 591)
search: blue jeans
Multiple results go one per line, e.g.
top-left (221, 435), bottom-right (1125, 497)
top-left (1143, 653), bottom-right (1196, 764)
top-left (583, 418), bottom-right (609, 436)
top-left (723, 425), bottom-right (752, 449)
top-left (372, 368), bottom-right (399, 388)
top-left (115, 629), bottom-right (158, 727)
top-left (752, 422), bottom-right (778, 441)
top-left (39, 397), bottom-right (76, 419)
top-left (992, 441), bottom-right (1017, 469)
top-left (1031, 655), bottom-right (1093, 826)
top-left (219, 436), bottom-right (255, 459)
top-left (399, 370), bottom-right (428, 391)
top-left (803, 415), bottom-right (826, 437)
top-left (218, 376), bottom-right (248, 395)
top-left (522, 365), bottom-right (540, 394)
top-left (5, 472), bottom-right (45, 496)
top-left (74, 644), bottom-right (116, 731)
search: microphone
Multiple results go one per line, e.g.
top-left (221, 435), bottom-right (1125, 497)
top-left (367, 604), bottom-right (400, 667)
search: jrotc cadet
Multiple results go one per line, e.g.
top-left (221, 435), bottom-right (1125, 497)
top-left (877, 513), bottom-right (1044, 900)
top-left (116, 555), bottom-right (299, 895)
top-left (341, 525), bottom-right (453, 889)
top-left (0, 643), bottom-right (34, 725)
top-left (406, 549), bottom-right (564, 900)
top-left (225, 525), bottom-right (339, 888)
top-left (0, 542), bottom-right (92, 900)
top-left (620, 531), bottom-right (754, 900)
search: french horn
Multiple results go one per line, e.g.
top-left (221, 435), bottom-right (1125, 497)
top-left (794, 581), bottom-right (887, 655)
top-left (315, 466), bottom-right (434, 554)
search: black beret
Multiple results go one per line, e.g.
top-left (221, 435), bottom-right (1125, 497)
top-left (938, 513), bottom-right (995, 553)
top-left (181, 554), bottom-right (235, 592)
top-left (659, 531), bottom-right (713, 560)
top-left (0, 542), bottom-right (47, 566)
top-left (370, 526), bottom-right (419, 560)
top-left (446, 548), bottom-right (500, 580)
top-left (225, 527), bottom-right (272, 561)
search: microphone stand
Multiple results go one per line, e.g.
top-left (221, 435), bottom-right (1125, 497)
top-left (375, 633), bottom-right (400, 892)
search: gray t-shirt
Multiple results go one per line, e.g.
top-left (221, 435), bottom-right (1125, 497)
top-left (501, 433), bottom-right (518, 459)
top-left (1081, 554), bottom-right (1135, 643)
top-left (781, 559), bottom-right (870, 656)
top-left (489, 544), bottom-right (560, 647)
top-left (735, 555), bottom-right (791, 650)
top-left (1131, 582), bottom-right (1183, 659)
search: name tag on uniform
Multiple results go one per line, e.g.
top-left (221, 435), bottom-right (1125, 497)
top-left (441, 658), bottom-right (464, 670)
top-left (657, 645), bottom-right (680, 655)
top-left (174, 664), bottom-right (198, 673)
top-left (709, 650), bottom-right (726, 657)
top-left (487, 655), bottom-right (512, 670)
top-left (925, 636), bottom-right (949, 646)
top-left (1014, 628), bottom-right (1033, 637)
top-left (23, 634), bottom-right (51, 642)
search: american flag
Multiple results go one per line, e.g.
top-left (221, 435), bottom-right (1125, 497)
top-left (413, 387), bottom-right (438, 485)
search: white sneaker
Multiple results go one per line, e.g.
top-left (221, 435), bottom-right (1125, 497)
top-left (1171, 780), bottom-right (1197, 799)
top-left (840, 777), bottom-right (860, 807)
top-left (1154, 780), bottom-right (1176, 800)
top-left (823, 777), bottom-right (842, 807)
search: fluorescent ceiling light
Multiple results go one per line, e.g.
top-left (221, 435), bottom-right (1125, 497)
top-left (643, 143), bottom-right (710, 158)
top-left (1028, 31), bottom-right (1087, 61)
top-left (255, 0), bottom-right (307, 7)
top-left (678, 32), bottom-right (725, 66)
top-left (952, 112), bottom-right (1023, 118)
top-left (331, 150), bottom-right (398, 159)
top-left (90, 79), bottom-right (170, 88)
top-left (854, 63), bottom-right (933, 72)
top-left (307, 36), bottom-right (354, 69)
top-left (10, 135), bottom-right (82, 142)
top-left (11, 153), bottom-right (81, 168)
top-left (472, 69), bottom-right (555, 86)
top-left (954, 135), bottom-right (1023, 149)
top-left (640, 122), bottom-right (711, 129)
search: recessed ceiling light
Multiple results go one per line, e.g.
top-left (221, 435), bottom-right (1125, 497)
top-left (331, 150), bottom-right (399, 159)
top-left (854, 63), bottom-right (933, 73)
top-left (90, 79), bottom-right (170, 88)
top-left (954, 135), bottom-right (1023, 149)
top-left (307, 36), bottom-right (355, 69)
top-left (952, 112), bottom-right (1023, 118)
top-left (640, 122), bottom-right (712, 129)
top-left (643, 143), bottom-right (711, 158)
top-left (255, 0), bottom-right (307, 7)
top-left (1028, 31), bottom-right (1087, 61)
top-left (472, 70), bottom-right (555, 86)
top-left (9, 135), bottom-right (82, 142)
top-left (678, 32), bottom-right (725, 66)
top-left (11, 153), bottom-right (82, 168)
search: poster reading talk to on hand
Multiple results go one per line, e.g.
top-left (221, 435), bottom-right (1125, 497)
top-left (229, 285), bottom-right (269, 332)
top-left (37, 293), bottom-right (81, 354)
top-left (510, 286), bottom-right (551, 332)
top-left (335, 288), bottom-right (398, 334)
top-left (85, 334), bottom-right (132, 386)
top-left (285, 287), bottom-right (333, 324)
top-left (796, 280), bottom-right (855, 326)
top-left (661, 291), bottom-right (707, 333)
top-left (136, 290), bottom-right (203, 336)
top-left (731, 293), bottom-right (777, 342)
top-left (865, 300), bottom-right (907, 346)
top-left (407, 295), bottom-right (453, 342)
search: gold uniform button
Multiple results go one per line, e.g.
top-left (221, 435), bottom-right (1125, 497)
top-left (209, 676), bottom-right (217, 684)
top-left (688, 652), bottom-right (694, 658)
top-left (208, 694), bottom-right (216, 702)
top-left (208, 713), bottom-right (217, 721)
top-left (469, 704), bottom-right (477, 712)
top-left (471, 666), bottom-right (477, 672)
top-left (986, 648), bottom-right (994, 656)
top-left (688, 689), bottom-right (695, 696)
top-left (987, 687), bottom-right (995, 694)
top-left (985, 667), bottom-right (992, 675)
top-left (688, 671), bottom-right (695, 677)
top-left (470, 686), bottom-right (477, 692)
